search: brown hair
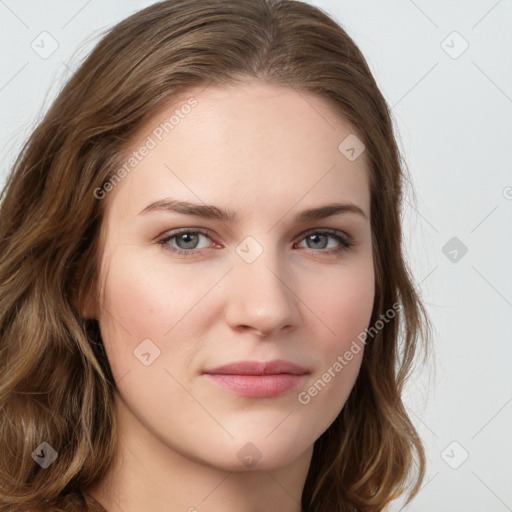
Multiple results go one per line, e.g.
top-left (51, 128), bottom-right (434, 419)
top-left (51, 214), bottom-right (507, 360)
top-left (0, 1), bottom-right (431, 510)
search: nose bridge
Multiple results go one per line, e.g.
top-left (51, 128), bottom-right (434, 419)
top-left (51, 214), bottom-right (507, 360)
top-left (225, 235), bottom-right (298, 335)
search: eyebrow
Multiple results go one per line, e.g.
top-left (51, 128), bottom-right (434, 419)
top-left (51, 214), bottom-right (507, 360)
top-left (138, 198), bottom-right (368, 222)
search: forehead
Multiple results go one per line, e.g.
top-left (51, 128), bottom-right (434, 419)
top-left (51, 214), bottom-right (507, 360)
top-left (103, 81), bottom-right (370, 220)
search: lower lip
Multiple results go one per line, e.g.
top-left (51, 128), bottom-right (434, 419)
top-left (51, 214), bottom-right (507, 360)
top-left (203, 373), bottom-right (308, 398)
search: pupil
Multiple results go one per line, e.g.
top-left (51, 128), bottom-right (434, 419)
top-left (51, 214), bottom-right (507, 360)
top-left (180, 233), bottom-right (196, 248)
top-left (309, 234), bottom-right (326, 249)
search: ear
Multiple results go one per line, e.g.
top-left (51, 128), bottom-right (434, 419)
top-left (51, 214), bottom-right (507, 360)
top-left (79, 290), bottom-right (99, 320)
top-left (72, 281), bottom-right (100, 320)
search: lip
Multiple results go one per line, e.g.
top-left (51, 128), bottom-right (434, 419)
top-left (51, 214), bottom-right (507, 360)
top-left (202, 359), bottom-right (309, 398)
top-left (203, 359), bottom-right (308, 376)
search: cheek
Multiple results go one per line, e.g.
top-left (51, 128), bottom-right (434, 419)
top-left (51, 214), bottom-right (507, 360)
top-left (309, 256), bottom-right (375, 353)
top-left (293, 260), bottom-right (374, 442)
top-left (297, 259), bottom-right (374, 417)
top-left (97, 249), bottom-right (181, 373)
top-left (96, 248), bottom-right (223, 377)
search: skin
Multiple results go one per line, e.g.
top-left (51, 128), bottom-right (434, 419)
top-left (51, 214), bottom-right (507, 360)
top-left (83, 81), bottom-right (375, 512)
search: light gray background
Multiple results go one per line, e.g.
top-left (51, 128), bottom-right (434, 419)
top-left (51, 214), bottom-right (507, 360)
top-left (1, 1), bottom-right (511, 510)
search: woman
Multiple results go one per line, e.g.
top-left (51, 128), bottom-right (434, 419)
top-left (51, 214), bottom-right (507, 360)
top-left (0, 0), bottom-right (431, 511)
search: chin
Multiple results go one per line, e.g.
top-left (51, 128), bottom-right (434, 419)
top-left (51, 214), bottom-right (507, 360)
top-left (204, 437), bottom-right (311, 472)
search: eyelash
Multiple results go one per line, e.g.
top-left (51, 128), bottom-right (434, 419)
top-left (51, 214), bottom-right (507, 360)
top-left (158, 228), bottom-right (354, 258)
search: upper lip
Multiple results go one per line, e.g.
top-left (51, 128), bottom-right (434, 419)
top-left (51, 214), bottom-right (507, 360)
top-left (203, 359), bottom-right (308, 376)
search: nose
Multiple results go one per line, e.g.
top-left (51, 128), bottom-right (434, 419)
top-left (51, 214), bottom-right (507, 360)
top-left (224, 246), bottom-right (300, 338)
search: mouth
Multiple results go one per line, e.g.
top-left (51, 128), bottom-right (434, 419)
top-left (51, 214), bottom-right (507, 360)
top-left (202, 359), bottom-right (309, 398)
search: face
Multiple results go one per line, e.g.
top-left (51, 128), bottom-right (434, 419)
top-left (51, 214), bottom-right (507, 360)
top-left (88, 81), bottom-right (374, 472)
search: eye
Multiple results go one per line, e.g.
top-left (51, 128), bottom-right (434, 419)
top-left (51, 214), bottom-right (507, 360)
top-left (158, 228), bottom-right (215, 257)
top-left (295, 229), bottom-right (353, 255)
top-left (158, 228), bottom-right (354, 257)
